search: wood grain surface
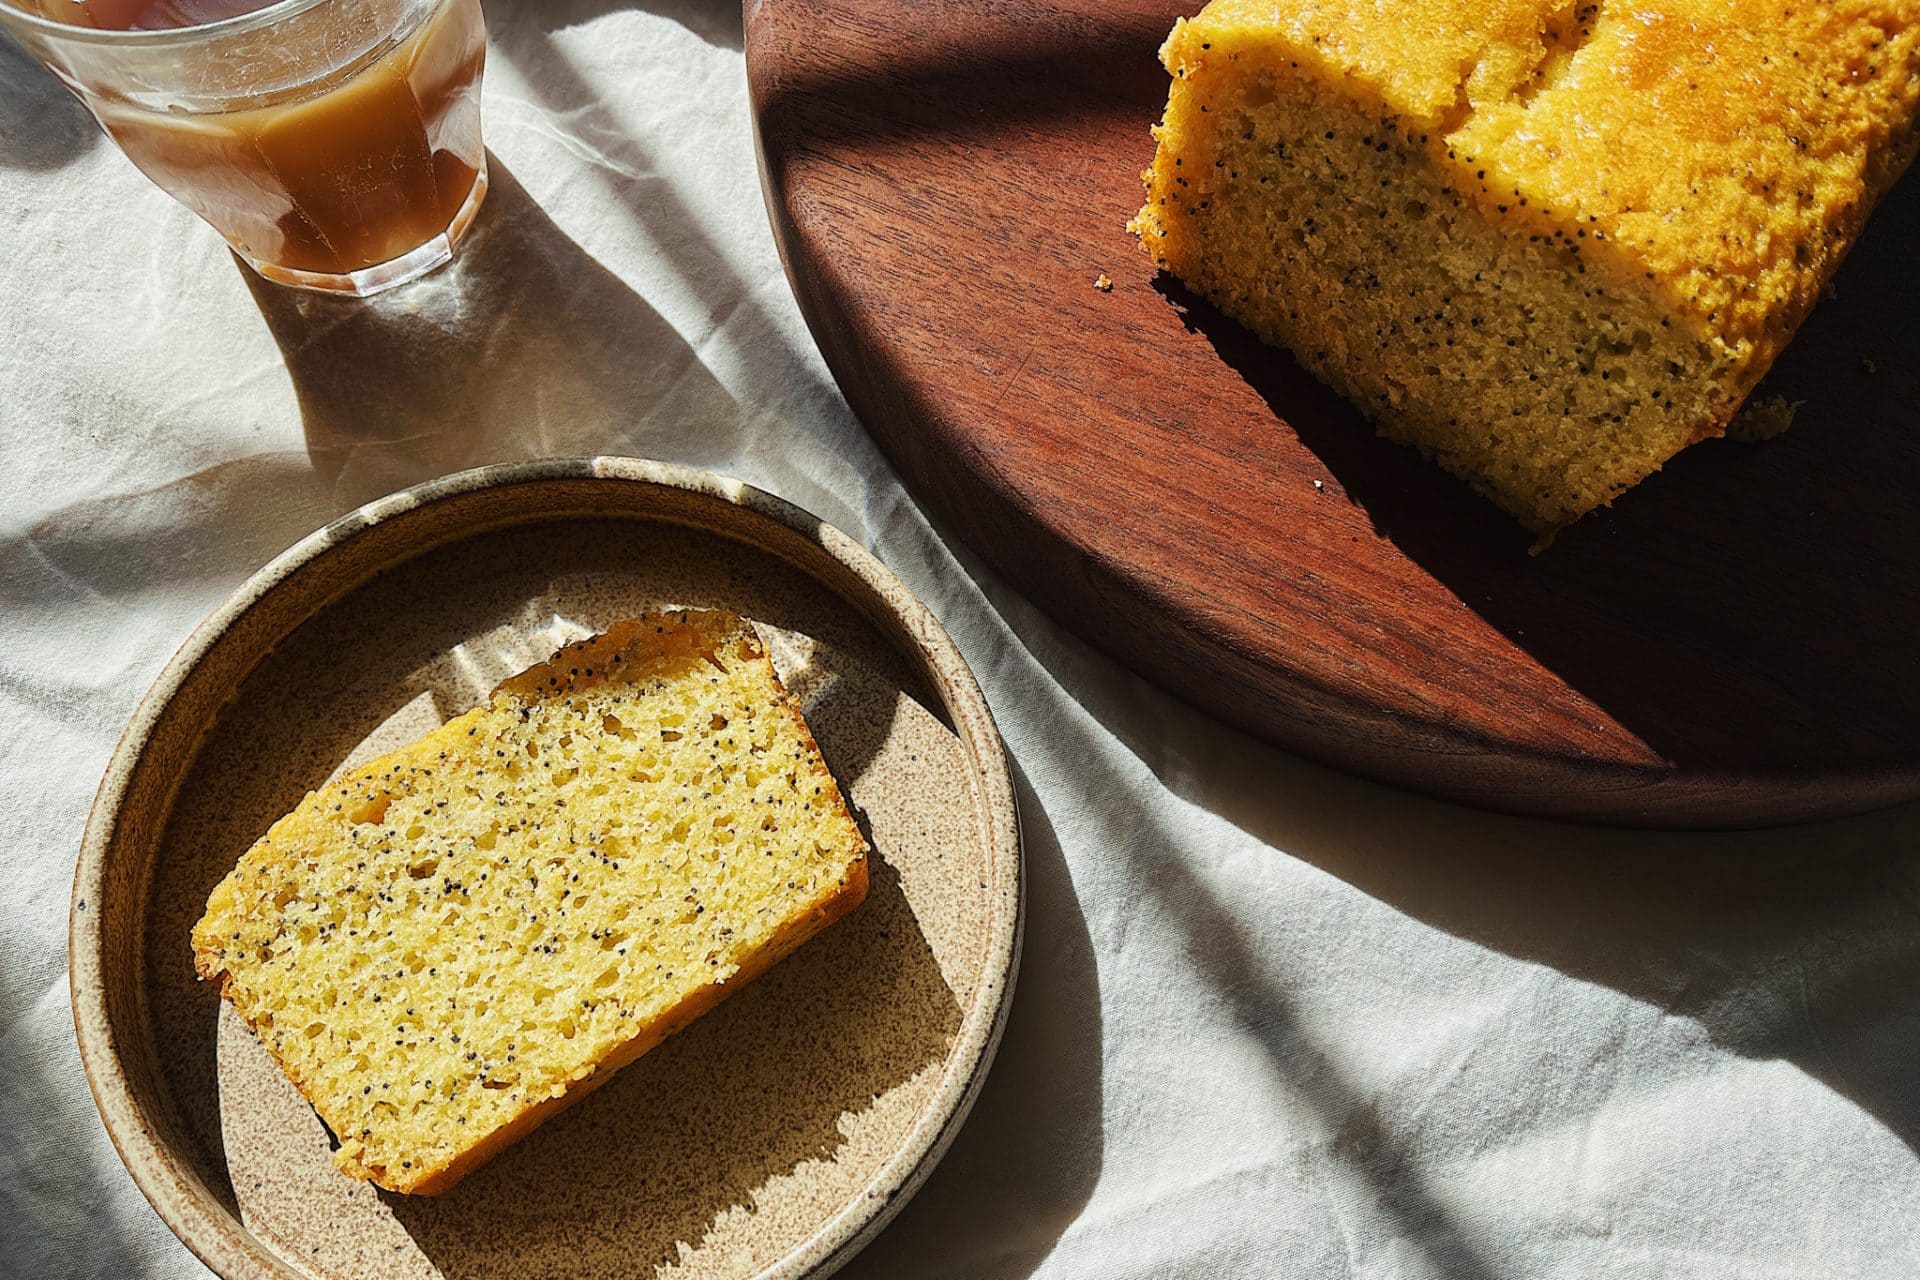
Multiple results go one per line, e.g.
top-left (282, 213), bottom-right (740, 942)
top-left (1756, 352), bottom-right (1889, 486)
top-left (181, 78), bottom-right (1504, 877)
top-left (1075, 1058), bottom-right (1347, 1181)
top-left (745, 0), bottom-right (1920, 827)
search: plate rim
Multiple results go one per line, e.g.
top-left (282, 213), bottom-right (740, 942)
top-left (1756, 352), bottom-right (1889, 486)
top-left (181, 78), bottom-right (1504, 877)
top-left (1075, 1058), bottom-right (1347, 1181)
top-left (68, 455), bottom-right (1025, 1280)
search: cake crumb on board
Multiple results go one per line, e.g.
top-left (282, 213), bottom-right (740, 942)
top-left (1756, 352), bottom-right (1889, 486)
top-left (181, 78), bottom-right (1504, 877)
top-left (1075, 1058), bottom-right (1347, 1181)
top-left (1727, 395), bottom-right (1802, 444)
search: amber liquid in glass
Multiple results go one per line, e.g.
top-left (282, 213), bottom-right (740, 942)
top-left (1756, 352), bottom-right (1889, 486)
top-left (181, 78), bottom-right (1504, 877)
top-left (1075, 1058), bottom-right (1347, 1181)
top-left (26, 0), bottom-right (486, 278)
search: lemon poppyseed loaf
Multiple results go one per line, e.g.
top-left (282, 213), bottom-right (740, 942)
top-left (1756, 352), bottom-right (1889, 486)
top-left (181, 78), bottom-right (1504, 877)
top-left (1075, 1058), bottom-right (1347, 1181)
top-left (191, 610), bottom-right (869, 1195)
top-left (1130, 0), bottom-right (1920, 532)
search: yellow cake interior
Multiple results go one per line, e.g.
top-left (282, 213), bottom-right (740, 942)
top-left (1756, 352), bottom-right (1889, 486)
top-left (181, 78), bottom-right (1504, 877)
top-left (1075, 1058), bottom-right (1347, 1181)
top-left (192, 610), bottom-right (868, 1193)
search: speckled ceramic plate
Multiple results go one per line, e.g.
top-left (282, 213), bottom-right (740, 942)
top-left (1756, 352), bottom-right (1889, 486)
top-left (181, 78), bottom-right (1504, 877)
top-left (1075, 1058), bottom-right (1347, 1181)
top-left (70, 458), bottom-right (1022, 1280)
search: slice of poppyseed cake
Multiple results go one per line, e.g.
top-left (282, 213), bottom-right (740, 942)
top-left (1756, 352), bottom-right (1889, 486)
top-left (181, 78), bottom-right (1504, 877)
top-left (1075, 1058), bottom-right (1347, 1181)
top-left (191, 609), bottom-right (869, 1195)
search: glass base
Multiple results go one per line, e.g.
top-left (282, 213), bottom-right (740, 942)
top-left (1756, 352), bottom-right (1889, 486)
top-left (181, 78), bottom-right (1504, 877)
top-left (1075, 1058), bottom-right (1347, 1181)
top-left (237, 163), bottom-right (490, 298)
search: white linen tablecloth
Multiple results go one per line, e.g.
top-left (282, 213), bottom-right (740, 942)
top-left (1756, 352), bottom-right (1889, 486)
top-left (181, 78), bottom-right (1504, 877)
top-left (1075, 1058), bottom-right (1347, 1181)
top-left (4, 4), bottom-right (1918, 1277)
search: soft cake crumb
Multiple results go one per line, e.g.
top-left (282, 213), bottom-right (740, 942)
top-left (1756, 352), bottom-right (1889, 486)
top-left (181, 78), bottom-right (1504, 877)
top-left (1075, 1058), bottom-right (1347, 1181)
top-left (191, 609), bottom-right (868, 1195)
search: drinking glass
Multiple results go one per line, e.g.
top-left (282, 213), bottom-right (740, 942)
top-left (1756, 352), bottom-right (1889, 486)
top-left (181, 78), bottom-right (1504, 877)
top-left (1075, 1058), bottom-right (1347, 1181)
top-left (0, 0), bottom-right (490, 296)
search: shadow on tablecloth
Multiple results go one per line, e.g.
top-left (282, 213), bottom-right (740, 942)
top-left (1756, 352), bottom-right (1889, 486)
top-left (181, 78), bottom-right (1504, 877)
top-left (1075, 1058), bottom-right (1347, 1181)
top-left (0, 29), bottom-right (99, 173)
top-left (1142, 733), bottom-right (1920, 1158)
top-left (1007, 557), bottom-right (1920, 1168)
top-left (836, 764), bottom-right (1107, 1280)
top-left (243, 157), bottom-right (751, 507)
top-left (922, 518), bottom-right (1920, 1275)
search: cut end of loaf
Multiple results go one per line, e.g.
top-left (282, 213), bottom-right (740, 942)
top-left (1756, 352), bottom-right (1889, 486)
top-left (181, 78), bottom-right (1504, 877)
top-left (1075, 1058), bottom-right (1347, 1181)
top-left (1130, 25), bottom-right (1751, 533)
top-left (1132, 0), bottom-right (1920, 532)
top-left (191, 609), bottom-right (869, 1194)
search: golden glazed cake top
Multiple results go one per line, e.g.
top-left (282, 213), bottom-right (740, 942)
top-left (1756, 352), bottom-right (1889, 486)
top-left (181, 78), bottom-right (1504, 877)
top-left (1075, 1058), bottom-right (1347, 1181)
top-left (1169, 0), bottom-right (1920, 361)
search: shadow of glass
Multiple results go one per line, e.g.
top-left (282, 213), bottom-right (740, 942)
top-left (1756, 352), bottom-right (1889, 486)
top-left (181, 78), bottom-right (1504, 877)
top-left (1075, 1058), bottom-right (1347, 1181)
top-left (0, 31), bottom-right (100, 172)
top-left (480, 12), bottom-right (831, 410)
top-left (476, 0), bottom-right (900, 546)
top-left (835, 765), bottom-right (1105, 1280)
top-left (1157, 164), bottom-right (1920, 784)
top-left (0, 153), bottom-right (768, 620)
top-left (243, 157), bottom-right (748, 506)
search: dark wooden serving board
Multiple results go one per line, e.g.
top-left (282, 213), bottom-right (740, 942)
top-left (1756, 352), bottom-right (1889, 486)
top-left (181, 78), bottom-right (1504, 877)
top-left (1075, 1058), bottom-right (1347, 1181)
top-left (745, 0), bottom-right (1920, 828)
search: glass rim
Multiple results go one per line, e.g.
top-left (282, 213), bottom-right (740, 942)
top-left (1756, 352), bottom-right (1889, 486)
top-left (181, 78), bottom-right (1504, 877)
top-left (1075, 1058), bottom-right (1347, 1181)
top-left (0, 0), bottom-right (332, 46)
